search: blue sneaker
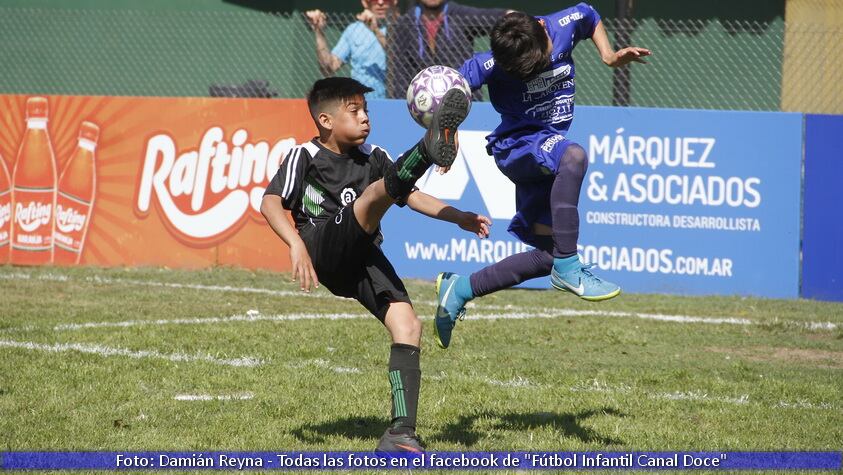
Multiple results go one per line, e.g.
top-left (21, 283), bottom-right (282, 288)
top-left (550, 255), bottom-right (621, 301)
top-left (433, 272), bottom-right (468, 349)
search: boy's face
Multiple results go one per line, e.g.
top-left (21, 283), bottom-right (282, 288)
top-left (321, 95), bottom-right (371, 146)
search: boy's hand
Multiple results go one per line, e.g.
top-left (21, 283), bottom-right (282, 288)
top-left (458, 212), bottom-right (492, 238)
top-left (290, 241), bottom-right (319, 292)
top-left (605, 46), bottom-right (651, 67)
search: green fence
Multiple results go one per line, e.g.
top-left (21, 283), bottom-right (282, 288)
top-left (0, 7), bottom-right (822, 113)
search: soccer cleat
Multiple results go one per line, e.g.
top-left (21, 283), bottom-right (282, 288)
top-left (433, 272), bottom-right (467, 349)
top-left (375, 428), bottom-right (425, 455)
top-left (422, 88), bottom-right (470, 167)
top-left (550, 255), bottom-right (621, 301)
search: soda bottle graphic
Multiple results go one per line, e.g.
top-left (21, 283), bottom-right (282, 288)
top-left (54, 122), bottom-right (98, 265)
top-left (11, 97), bottom-right (57, 265)
top-left (0, 155), bottom-right (11, 263)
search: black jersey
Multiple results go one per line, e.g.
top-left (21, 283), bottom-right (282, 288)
top-left (264, 138), bottom-right (393, 230)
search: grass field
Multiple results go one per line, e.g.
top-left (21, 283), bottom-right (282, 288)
top-left (1, 265), bottom-right (841, 473)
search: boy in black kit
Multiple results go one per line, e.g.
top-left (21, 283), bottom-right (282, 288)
top-left (261, 77), bottom-right (488, 453)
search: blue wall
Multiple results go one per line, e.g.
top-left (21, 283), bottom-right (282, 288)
top-left (802, 114), bottom-right (843, 302)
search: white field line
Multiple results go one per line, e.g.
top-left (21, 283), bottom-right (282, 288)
top-left (484, 376), bottom-right (536, 388)
top-left (773, 400), bottom-right (835, 410)
top-left (287, 358), bottom-right (362, 374)
top-left (174, 392), bottom-right (254, 401)
top-left (484, 377), bottom-right (834, 411)
top-left (0, 339), bottom-right (264, 367)
top-left (2, 270), bottom-right (839, 331)
top-left (53, 310), bottom-right (367, 331)
top-left (47, 309), bottom-right (837, 333)
top-left (411, 372), bottom-right (836, 411)
top-left (653, 390), bottom-right (750, 405)
top-left (0, 271), bottom-right (332, 300)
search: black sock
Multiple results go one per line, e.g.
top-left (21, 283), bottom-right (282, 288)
top-left (388, 343), bottom-right (421, 433)
top-left (384, 141), bottom-right (432, 201)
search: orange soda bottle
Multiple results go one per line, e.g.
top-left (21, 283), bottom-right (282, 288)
top-left (0, 155), bottom-right (11, 263)
top-left (11, 97), bottom-right (57, 265)
top-left (54, 122), bottom-right (98, 265)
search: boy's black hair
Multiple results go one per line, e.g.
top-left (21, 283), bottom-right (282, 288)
top-left (307, 77), bottom-right (373, 123)
top-left (490, 12), bottom-right (551, 80)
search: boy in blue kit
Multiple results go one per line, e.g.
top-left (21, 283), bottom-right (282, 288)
top-left (433, 4), bottom-right (651, 349)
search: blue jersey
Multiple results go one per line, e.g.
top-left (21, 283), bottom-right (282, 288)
top-left (459, 3), bottom-right (601, 147)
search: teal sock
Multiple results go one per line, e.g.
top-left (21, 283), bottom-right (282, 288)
top-left (553, 254), bottom-right (581, 273)
top-left (454, 275), bottom-right (474, 302)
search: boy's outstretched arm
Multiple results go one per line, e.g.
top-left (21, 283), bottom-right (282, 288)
top-left (591, 20), bottom-right (651, 67)
top-left (406, 191), bottom-right (491, 239)
top-left (260, 194), bottom-right (319, 292)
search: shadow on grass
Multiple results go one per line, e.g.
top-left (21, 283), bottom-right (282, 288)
top-left (292, 416), bottom-right (386, 444)
top-left (430, 408), bottom-right (627, 446)
top-left (291, 408), bottom-right (625, 447)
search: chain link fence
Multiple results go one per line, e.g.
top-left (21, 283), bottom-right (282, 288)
top-left (0, 7), bottom-right (840, 113)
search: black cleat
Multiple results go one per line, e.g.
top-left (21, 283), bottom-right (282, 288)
top-left (374, 428), bottom-right (425, 455)
top-left (423, 88), bottom-right (470, 167)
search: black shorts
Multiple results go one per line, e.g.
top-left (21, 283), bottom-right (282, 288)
top-left (299, 205), bottom-right (411, 322)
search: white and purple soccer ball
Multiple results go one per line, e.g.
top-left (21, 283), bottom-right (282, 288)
top-left (406, 65), bottom-right (472, 128)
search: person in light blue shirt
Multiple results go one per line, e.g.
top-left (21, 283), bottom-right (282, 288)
top-left (306, 0), bottom-right (397, 99)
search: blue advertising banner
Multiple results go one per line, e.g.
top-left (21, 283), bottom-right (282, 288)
top-left (368, 101), bottom-right (802, 298)
top-left (802, 114), bottom-right (843, 302)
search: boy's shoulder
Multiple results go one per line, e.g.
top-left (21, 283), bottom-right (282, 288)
top-left (541, 3), bottom-right (599, 31)
top-left (284, 140), bottom-right (320, 164)
top-left (301, 140), bottom-right (320, 157)
top-left (357, 142), bottom-right (392, 161)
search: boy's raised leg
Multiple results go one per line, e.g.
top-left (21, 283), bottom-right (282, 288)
top-left (355, 88), bottom-right (470, 234)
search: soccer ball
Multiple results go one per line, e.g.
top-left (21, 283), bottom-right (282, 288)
top-left (406, 65), bottom-right (472, 128)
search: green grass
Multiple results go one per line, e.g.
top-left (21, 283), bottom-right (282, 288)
top-left (1, 265), bottom-right (842, 474)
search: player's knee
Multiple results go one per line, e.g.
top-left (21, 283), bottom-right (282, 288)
top-left (561, 143), bottom-right (588, 174)
top-left (391, 317), bottom-right (422, 345)
top-left (536, 249), bottom-right (554, 273)
top-left (408, 316), bottom-right (423, 339)
top-left (385, 303), bottom-right (422, 343)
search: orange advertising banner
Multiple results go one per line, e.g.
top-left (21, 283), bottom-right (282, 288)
top-left (0, 95), bottom-right (315, 271)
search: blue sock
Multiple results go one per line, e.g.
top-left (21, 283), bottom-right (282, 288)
top-left (553, 254), bottom-right (581, 273)
top-left (454, 275), bottom-right (475, 302)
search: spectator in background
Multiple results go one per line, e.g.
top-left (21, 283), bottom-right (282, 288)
top-left (387, 0), bottom-right (511, 98)
top-left (306, 0), bottom-right (398, 99)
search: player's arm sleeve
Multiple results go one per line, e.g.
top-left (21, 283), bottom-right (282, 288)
top-left (264, 147), bottom-right (309, 210)
top-left (575, 2), bottom-right (601, 40)
top-left (458, 54), bottom-right (490, 91)
top-left (331, 25), bottom-right (353, 63)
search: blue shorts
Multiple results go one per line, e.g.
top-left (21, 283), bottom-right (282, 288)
top-left (488, 130), bottom-right (573, 247)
